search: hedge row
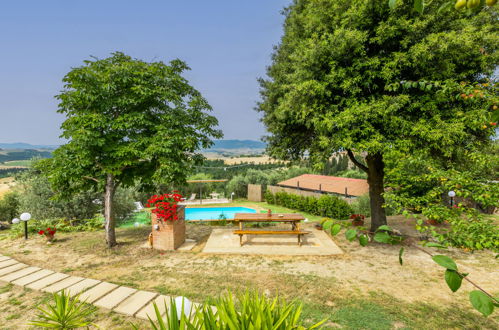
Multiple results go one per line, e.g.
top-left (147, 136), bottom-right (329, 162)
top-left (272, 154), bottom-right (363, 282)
top-left (264, 190), bottom-right (353, 220)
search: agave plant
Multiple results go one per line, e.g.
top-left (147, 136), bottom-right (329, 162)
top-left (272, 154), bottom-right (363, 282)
top-left (29, 290), bottom-right (96, 329)
top-left (141, 291), bottom-right (325, 330)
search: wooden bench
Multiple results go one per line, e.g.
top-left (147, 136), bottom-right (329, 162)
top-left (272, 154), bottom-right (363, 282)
top-left (234, 230), bottom-right (310, 246)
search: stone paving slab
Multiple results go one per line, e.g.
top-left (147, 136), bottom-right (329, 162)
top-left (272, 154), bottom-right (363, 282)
top-left (203, 227), bottom-right (343, 255)
top-left (27, 272), bottom-right (69, 290)
top-left (0, 259), bottom-right (18, 269)
top-left (65, 278), bottom-right (101, 296)
top-left (12, 269), bottom-right (54, 286)
top-left (0, 263), bottom-right (27, 276)
top-left (0, 256), bottom-right (11, 262)
top-left (42, 276), bottom-right (85, 293)
top-left (136, 295), bottom-right (172, 320)
top-left (114, 290), bottom-right (158, 316)
top-left (79, 282), bottom-right (118, 304)
top-left (0, 266), bottom-right (41, 283)
top-left (94, 286), bottom-right (137, 310)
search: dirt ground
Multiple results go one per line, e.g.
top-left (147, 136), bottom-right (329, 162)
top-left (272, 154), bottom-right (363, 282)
top-left (0, 216), bottom-right (498, 329)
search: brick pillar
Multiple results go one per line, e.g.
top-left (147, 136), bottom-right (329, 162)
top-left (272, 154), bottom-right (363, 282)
top-left (151, 205), bottom-right (186, 250)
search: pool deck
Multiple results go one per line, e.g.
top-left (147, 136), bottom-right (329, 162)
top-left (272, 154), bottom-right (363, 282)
top-left (179, 198), bottom-right (230, 205)
top-left (202, 225), bottom-right (343, 256)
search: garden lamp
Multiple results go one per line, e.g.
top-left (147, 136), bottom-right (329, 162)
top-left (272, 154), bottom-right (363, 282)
top-left (20, 212), bottom-right (31, 240)
top-left (448, 191), bottom-right (456, 207)
top-left (12, 218), bottom-right (20, 224)
top-left (174, 296), bottom-right (192, 319)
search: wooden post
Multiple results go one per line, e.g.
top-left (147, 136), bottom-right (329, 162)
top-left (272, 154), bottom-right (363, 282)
top-left (345, 187), bottom-right (348, 197)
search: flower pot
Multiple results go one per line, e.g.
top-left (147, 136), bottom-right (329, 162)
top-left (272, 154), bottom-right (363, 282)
top-left (352, 220), bottom-right (364, 227)
top-left (151, 205), bottom-right (186, 251)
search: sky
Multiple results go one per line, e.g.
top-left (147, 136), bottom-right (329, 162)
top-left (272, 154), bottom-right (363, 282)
top-left (0, 0), bottom-right (290, 145)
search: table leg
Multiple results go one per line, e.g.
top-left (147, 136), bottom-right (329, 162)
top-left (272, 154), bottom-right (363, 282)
top-left (239, 234), bottom-right (243, 246)
top-left (298, 234), bottom-right (301, 246)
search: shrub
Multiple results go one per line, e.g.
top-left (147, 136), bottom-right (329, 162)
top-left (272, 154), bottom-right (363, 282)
top-left (29, 290), bottom-right (96, 329)
top-left (142, 291), bottom-right (325, 329)
top-left (265, 191), bottom-right (352, 220)
top-left (0, 191), bottom-right (19, 222)
top-left (444, 216), bottom-right (499, 252)
top-left (9, 216), bottom-right (104, 237)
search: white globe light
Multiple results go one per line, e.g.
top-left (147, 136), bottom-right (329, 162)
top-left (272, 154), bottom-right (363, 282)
top-left (134, 222), bottom-right (140, 228)
top-left (448, 191), bottom-right (456, 198)
top-left (12, 218), bottom-right (20, 224)
top-left (20, 213), bottom-right (31, 221)
top-left (174, 296), bottom-right (192, 319)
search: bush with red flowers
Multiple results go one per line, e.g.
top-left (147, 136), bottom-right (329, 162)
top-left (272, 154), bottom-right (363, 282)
top-left (146, 192), bottom-right (183, 222)
top-left (350, 214), bottom-right (365, 222)
top-left (38, 227), bottom-right (57, 241)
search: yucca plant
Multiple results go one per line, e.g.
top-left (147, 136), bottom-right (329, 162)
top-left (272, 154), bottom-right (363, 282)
top-left (142, 291), bottom-right (325, 330)
top-left (29, 290), bottom-right (96, 329)
top-left (211, 291), bottom-right (324, 330)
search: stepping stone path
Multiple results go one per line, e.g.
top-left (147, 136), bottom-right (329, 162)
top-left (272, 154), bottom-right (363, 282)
top-left (0, 254), bottom-right (204, 320)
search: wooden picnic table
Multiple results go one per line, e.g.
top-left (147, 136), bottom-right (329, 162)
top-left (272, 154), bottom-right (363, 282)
top-left (233, 213), bottom-right (309, 246)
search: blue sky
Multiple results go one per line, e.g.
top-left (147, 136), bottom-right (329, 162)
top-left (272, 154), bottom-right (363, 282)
top-left (0, 0), bottom-right (290, 144)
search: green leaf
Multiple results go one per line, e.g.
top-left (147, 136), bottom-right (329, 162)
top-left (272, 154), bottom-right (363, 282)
top-left (469, 291), bottom-right (494, 317)
top-left (432, 255), bottom-right (458, 271)
top-left (358, 234), bottom-right (369, 247)
top-left (425, 242), bottom-right (447, 249)
top-left (345, 228), bottom-right (357, 241)
top-left (377, 225), bottom-right (392, 232)
top-left (373, 231), bottom-right (391, 244)
top-left (388, 0), bottom-right (397, 10)
top-left (444, 270), bottom-right (462, 292)
top-left (399, 247), bottom-right (404, 265)
top-left (414, 0), bottom-right (424, 14)
top-left (322, 220), bottom-right (333, 230)
top-left (330, 224), bottom-right (341, 236)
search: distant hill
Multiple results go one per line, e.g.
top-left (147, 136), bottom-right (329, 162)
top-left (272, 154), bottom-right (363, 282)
top-left (208, 140), bottom-right (266, 150)
top-left (0, 143), bottom-right (58, 150)
top-left (0, 140), bottom-right (266, 151)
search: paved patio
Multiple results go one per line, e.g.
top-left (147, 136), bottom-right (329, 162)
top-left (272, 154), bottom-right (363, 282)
top-left (202, 226), bottom-right (343, 256)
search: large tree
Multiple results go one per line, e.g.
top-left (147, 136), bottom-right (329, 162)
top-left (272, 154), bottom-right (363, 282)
top-left (45, 52), bottom-right (222, 247)
top-left (258, 0), bottom-right (497, 231)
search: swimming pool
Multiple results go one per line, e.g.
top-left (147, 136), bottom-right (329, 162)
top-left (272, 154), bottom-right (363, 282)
top-left (185, 207), bottom-right (256, 220)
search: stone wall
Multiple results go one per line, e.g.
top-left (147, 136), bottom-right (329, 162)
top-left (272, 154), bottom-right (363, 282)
top-left (247, 184), bottom-right (263, 202)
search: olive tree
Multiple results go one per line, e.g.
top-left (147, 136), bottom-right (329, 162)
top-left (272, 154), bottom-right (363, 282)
top-left (45, 52), bottom-right (222, 247)
top-left (258, 0), bottom-right (497, 231)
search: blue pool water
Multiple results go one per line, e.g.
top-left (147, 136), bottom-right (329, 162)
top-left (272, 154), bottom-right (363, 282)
top-left (185, 207), bottom-right (256, 220)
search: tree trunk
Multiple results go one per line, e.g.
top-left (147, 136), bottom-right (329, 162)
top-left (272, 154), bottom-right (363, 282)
top-left (104, 173), bottom-right (117, 248)
top-left (365, 153), bottom-right (387, 232)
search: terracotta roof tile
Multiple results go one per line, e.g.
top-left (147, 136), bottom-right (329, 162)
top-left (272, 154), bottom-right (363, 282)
top-left (277, 174), bottom-right (369, 197)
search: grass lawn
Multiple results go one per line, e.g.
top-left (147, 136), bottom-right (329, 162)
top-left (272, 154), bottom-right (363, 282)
top-left (0, 214), bottom-right (497, 329)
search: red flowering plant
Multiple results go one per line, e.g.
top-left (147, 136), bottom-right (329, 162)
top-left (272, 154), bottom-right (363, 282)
top-left (349, 214), bottom-right (365, 222)
top-left (38, 227), bottom-right (57, 241)
top-left (146, 192), bottom-right (183, 222)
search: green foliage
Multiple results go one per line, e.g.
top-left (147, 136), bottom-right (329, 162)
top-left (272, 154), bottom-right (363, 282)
top-left (143, 291), bottom-right (325, 329)
top-left (29, 290), bottom-right (96, 329)
top-left (469, 291), bottom-right (495, 317)
top-left (265, 191), bottom-right (353, 220)
top-left (0, 191), bottom-right (19, 222)
top-left (16, 165), bottom-right (100, 221)
top-left (43, 52), bottom-right (222, 246)
top-left (227, 166), bottom-right (310, 198)
top-left (443, 216), bottom-right (499, 252)
top-left (0, 168), bottom-right (27, 179)
top-left (9, 216), bottom-right (104, 237)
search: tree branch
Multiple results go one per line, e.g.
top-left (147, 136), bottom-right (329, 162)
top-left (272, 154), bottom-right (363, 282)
top-left (83, 176), bottom-right (99, 183)
top-left (346, 149), bottom-right (368, 173)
